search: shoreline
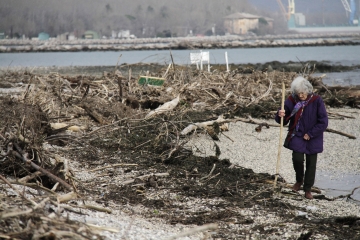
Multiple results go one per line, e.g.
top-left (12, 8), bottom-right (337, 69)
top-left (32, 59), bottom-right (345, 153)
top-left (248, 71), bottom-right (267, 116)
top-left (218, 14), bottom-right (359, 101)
top-left (1, 61), bottom-right (359, 77)
top-left (0, 69), bottom-right (359, 239)
top-left (186, 107), bottom-right (360, 205)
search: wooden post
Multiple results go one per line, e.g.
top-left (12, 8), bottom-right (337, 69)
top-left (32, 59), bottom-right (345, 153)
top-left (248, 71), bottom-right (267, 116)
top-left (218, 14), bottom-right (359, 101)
top-left (169, 50), bottom-right (176, 72)
top-left (225, 52), bottom-right (229, 72)
top-left (274, 82), bottom-right (285, 188)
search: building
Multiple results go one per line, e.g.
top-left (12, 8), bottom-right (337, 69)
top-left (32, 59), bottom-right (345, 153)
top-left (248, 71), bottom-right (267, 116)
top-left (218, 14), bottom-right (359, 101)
top-left (83, 30), bottom-right (99, 39)
top-left (263, 17), bottom-right (274, 28)
top-left (223, 12), bottom-right (273, 35)
top-left (224, 12), bottom-right (260, 35)
top-left (38, 32), bottom-right (50, 40)
top-left (294, 13), bottom-right (306, 26)
top-left (57, 32), bottom-right (76, 41)
top-left (118, 30), bottom-right (130, 38)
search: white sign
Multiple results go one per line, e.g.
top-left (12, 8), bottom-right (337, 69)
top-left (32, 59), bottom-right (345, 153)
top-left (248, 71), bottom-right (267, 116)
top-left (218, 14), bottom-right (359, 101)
top-left (190, 52), bottom-right (201, 64)
top-left (190, 51), bottom-right (210, 71)
top-left (190, 52), bottom-right (209, 63)
top-left (201, 51), bottom-right (209, 62)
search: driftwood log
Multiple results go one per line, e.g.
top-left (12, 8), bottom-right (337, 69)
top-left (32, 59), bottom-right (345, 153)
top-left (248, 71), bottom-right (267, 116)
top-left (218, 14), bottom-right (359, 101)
top-left (11, 142), bottom-right (74, 191)
top-left (181, 115), bottom-right (356, 139)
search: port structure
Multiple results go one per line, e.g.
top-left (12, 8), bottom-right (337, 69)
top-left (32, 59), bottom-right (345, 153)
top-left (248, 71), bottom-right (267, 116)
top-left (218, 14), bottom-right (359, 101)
top-left (276, 0), bottom-right (295, 21)
top-left (278, 0), bottom-right (357, 26)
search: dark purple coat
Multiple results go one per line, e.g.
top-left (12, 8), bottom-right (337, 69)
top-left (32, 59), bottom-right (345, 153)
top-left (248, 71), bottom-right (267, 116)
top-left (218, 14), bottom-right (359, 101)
top-left (275, 95), bottom-right (328, 154)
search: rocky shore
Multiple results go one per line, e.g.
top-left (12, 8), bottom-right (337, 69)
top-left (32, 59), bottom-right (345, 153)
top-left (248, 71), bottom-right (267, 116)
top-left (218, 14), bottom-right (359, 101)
top-left (0, 68), bottom-right (359, 239)
top-left (72, 108), bottom-right (360, 240)
top-left (1, 32), bottom-right (360, 53)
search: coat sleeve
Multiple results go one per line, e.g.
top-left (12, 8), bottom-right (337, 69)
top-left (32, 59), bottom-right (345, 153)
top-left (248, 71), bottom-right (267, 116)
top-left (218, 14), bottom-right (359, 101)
top-left (308, 97), bottom-right (328, 138)
top-left (274, 99), bottom-right (293, 126)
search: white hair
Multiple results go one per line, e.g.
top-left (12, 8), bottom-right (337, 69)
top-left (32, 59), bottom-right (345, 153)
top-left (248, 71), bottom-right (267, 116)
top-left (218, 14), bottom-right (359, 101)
top-left (290, 76), bottom-right (313, 94)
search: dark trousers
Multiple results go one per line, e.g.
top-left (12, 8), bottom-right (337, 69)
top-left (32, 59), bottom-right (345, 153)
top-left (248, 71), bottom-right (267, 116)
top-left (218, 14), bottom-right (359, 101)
top-left (292, 152), bottom-right (317, 192)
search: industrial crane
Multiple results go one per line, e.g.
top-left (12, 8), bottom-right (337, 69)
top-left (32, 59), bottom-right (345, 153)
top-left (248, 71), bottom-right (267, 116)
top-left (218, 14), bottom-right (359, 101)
top-left (341, 0), bottom-right (351, 12)
top-left (340, 0), bottom-right (357, 24)
top-left (276, 0), bottom-right (295, 21)
top-left (277, 0), bottom-right (357, 26)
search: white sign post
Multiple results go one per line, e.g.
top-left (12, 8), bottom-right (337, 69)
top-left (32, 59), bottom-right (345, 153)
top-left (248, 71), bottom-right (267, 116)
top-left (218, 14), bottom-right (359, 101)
top-left (190, 51), bottom-right (210, 72)
top-left (225, 52), bottom-right (230, 72)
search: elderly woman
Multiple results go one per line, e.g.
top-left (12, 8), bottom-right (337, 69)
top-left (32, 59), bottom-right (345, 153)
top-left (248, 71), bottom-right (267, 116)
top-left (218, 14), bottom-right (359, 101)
top-left (275, 76), bottom-right (328, 199)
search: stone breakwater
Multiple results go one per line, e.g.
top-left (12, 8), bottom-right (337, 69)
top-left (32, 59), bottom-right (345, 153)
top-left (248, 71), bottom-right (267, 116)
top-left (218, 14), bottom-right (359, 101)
top-left (1, 32), bottom-right (360, 53)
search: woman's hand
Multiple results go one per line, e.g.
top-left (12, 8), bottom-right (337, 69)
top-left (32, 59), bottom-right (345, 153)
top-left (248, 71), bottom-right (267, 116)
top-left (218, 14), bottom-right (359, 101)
top-left (303, 133), bottom-right (310, 140)
top-left (278, 110), bottom-right (285, 118)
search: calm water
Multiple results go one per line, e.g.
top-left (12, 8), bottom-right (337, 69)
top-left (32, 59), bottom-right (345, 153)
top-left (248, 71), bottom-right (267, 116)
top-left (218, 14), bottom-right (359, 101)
top-left (1, 45), bottom-right (360, 67)
top-left (317, 171), bottom-right (360, 204)
top-left (315, 70), bottom-right (360, 86)
top-left (2, 45), bottom-right (360, 85)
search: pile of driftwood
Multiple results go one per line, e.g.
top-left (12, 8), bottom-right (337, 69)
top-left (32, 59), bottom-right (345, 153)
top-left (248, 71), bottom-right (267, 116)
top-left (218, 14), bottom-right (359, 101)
top-left (0, 66), bottom-right (358, 238)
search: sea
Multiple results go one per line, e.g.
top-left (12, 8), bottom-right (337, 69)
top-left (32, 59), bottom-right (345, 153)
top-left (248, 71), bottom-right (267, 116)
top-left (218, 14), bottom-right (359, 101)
top-left (0, 45), bottom-right (359, 202)
top-left (1, 45), bottom-right (360, 86)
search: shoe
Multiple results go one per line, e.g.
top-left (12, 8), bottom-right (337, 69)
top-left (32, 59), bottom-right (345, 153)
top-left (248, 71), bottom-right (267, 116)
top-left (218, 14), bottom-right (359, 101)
top-left (305, 191), bottom-right (313, 200)
top-left (292, 182), bottom-right (303, 192)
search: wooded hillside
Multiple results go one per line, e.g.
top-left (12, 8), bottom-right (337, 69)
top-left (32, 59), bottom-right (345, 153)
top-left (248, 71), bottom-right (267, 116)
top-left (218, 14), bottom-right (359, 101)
top-left (0, 0), bottom-right (353, 39)
top-left (0, 0), bottom-right (280, 38)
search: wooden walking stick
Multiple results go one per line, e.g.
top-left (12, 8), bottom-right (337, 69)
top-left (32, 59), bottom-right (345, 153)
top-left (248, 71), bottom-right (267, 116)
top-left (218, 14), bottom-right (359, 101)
top-left (274, 82), bottom-right (285, 188)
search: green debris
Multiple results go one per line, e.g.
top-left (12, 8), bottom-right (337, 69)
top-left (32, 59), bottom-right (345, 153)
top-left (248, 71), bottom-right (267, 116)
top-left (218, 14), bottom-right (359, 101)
top-left (138, 76), bottom-right (165, 86)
